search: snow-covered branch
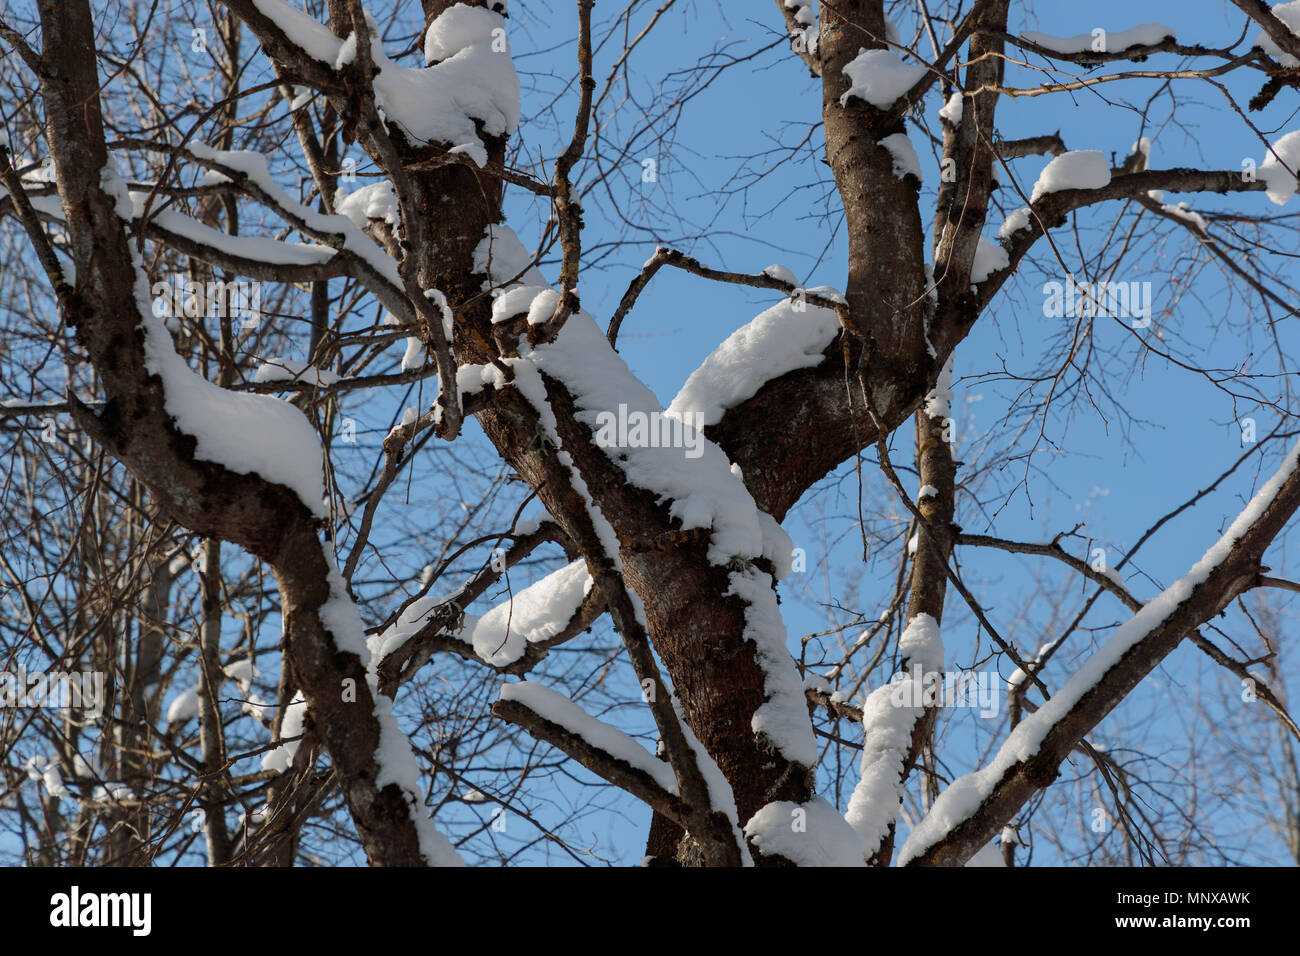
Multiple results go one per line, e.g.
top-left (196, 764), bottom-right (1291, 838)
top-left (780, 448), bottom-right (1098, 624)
top-left (901, 438), bottom-right (1300, 866)
top-left (491, 681), bottom-right (685, 821)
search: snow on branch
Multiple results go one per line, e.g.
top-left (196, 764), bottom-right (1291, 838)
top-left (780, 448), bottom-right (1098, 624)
top-left (118, 254), bottom-right (329, 519)
top-left (844, 613), bottom-right (943, 861)
top-left (301, 556), bottom-right (466, 867)
top-left (745, 796), bottom-right (866, 867)
top-left (1243, 0), bottom-right (1300, 66)
top-left (840, 48), bottom-right (928, 110)
top-left (1016, 24), bottom-right (1175, 60)
top-left (775, 0), bottom-right (821, 75)
top-left (504, 285), bottom-right (818, 768)
top-left (7, 142), bottom-right (418, 325)
top-left (668, 293), bottom-right (843, 429)
top-left (370, 558), bottom-right (604, 687)
top-left (967, 165), bottom-right (1276, 312)
top-left (899, 437), bottom-right (1300, 866)
top-left (492, 681), bottom-right (683, 818)
top-left (465, 560), bottom-right (593, 667)
top-left (474, 244), bottom-right (758, 862)
top-left (606, 245), bottom-right (847, 350)
top-left (476, 227), bottom-right (828, 780)
top-left (228, 0), bottom-right (519, 167)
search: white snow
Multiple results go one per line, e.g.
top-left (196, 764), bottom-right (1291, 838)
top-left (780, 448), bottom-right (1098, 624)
top-left (375, 6), bottom-right (519, 166)
top-left (1030, 150), bottom-right (1111, 202)
top-left (467, 560), bottom-right (592, 666)
top-left (925, 355), bottom-right (954, 420)
top-left (879, 133), bottom-right (922, 181)
top-left (185, 144), bottom-right (402, 287)
top-left (486, 222), bottom-right (817, 771)
top-left (248, 553), bottom-right (462, 864)
top-left (898, 436), bottom-right (1300, 865)
top-left (312, 553), bottom-right (466, 866)
top-left (762, 263), bottom-right (798, 286)
top-left (668, 690), bottom-right (754, 864)
top-left (1260, 130), bottom-right (1300, 205)
top-left (425, 3), bottom-right (501, 62)
top-left (334, 31), bottom-right (357, 69)
top-left (94, 783), bottom-right (135, 803)
top-left (725, 567), bottom-right (820, 767)
top-left (370, 687), bottom-right (465, 866)
top-left (743, 796), bottom-right (866, 866)
top-left (251, 0), bottom-right (350, 65)
top-left (145, 206), bottom-right (335, 267)
top-left (253, 357), bottom-right (341, 386)
top-left (473, 224), bottom-right (548, 288)
top-left (786, 0), bottom-right (814, 26)
top-left (668, 293), bottom-right (842, 427)
top-left (898, 613), bottom-right (944, 671)
top-left (491, 284), bottom-right (560, 326)
top-left (803, 673), bottom-right (834, 694)
top-left (511, 309), bottom-right (772, 565)
top-left (389, 293), bottom-right (448, 370)
top-left (1254, 1), bottom-right (1300, 66)
top-left (27, 758), bottom-right (68, 801)
top-left (512, 513), bottom-right (545, 536)
top-left (242, 3), bottom-right (519, 166)
top-left (498, 681), bottom-right (677, 793)
top-left (845, 684), bottom-right (918, 853)
top-left (939, 91), bottom-right (963, 125)
top-left (757, 510), bottom-right (796, 580)
top-left (840, 49), bottom-right (928, 109)
top-left (135, 263), bottom-right (329, 518)
top-left (998, 206), bottom-right (1033, 240)
top-left (242, 693), bottom-right (270, 724)
top-left (1160, 201), bottom-right (1208, 233)
top-left (1021, 24), bottom-right (1173, 54)
top-left (335, 181), bottom-right (400, 230)
top-left (782, 0), bottom-right (818, 55)
top-left (224, 659), bottom-right (258, 688)
top-left (430, 291), bottom-right (455, 336)
top-left (845, 613), bottom-right (944, 858)
top-left (167, 684), bottom-right (200, 725)
top-left (369, 591), bottom-right (476, 666)
top-left (970, 237), bottom-right (1010, 285)
top-left (261, 691), bottom-right (307, 772)
top-left (401, 336), bottom-right (425, 370)
top-left (919, 484), bottom-right (940, 499)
